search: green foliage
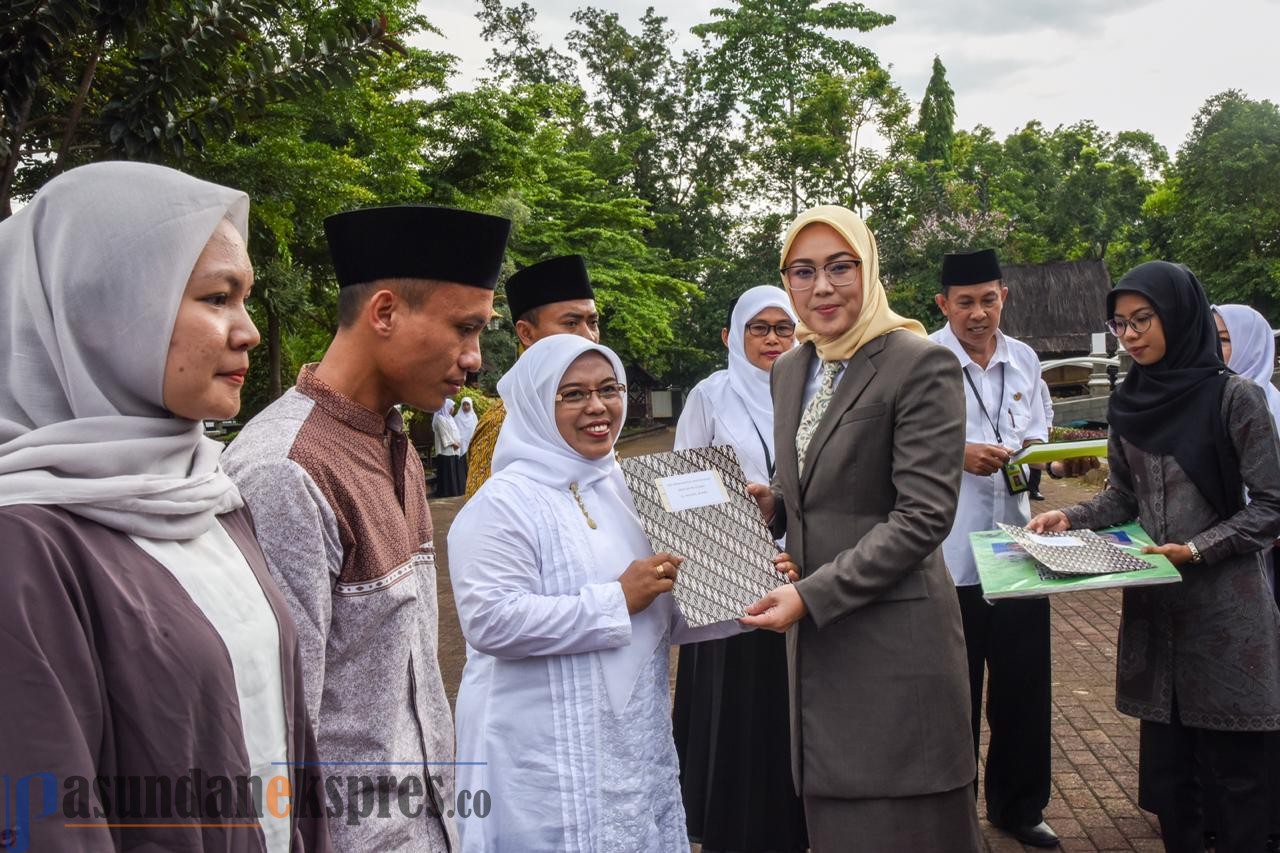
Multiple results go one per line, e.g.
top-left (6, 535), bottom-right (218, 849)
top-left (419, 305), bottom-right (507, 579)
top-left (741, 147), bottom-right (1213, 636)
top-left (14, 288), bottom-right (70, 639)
top-left (15, 2), bottom-right (1280, 423)
top-left (1159, 91), bottom-right (1280, 317)
top-left (694, 0), bottom-right (894, 213)
top-left (871, 117), bottom-right (1169, 325)
top-left (917, 56), bottom-right (955, 168)
top-left (452, 387), bottom-right (498, 418)
top-left (0, 0), bottom-right (409, 214)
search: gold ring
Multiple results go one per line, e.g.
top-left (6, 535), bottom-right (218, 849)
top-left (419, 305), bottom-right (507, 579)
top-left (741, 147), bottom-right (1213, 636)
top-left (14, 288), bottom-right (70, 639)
top-left (655, 565), bottom-right (664, 579)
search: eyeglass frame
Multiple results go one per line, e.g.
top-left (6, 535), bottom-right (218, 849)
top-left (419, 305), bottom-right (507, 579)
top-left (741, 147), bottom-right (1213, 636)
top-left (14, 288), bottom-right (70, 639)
top-left (779, 259), bottom-right (863, 291)
top-left (1106, 311), bottom-right (1156, 336)
top-left (745, 321), bottom-right (797, 338)
top-left (554, 382), bottom-right (628, 407)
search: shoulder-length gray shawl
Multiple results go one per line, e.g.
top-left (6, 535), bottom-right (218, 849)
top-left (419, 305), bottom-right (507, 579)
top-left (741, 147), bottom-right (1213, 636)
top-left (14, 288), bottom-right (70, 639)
top-left (0, 162), bottom-right (249, 539)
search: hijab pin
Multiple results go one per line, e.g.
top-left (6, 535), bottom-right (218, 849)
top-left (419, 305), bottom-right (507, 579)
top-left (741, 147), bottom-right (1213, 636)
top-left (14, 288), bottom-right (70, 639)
top-left (1013, 392), bottom-right (1022, 401)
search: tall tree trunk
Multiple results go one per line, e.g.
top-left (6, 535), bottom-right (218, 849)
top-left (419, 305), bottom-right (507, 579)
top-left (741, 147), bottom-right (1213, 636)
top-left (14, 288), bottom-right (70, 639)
top-left (267, 303), bottom-right (283, 400)
top-left (53, 31), bottom-right (108, 174)
top-left (0, 92), bottom-right (36, 221)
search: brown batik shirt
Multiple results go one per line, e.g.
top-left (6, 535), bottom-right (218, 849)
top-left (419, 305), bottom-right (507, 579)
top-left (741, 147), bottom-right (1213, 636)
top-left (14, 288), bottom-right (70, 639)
top-left (223, 365), bottom-right (457, 851)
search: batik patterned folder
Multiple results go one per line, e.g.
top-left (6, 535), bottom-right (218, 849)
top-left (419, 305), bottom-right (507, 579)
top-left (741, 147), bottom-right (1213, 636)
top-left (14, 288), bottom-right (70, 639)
top-left (619, 445), bottom-right (786, 627)
top-left (996, 522), bottom-right (1153, 576)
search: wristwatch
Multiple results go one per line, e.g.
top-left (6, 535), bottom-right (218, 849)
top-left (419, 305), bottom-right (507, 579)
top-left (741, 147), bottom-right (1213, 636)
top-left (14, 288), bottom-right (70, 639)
top-left (1184, 540), bottom-right (1204, 564)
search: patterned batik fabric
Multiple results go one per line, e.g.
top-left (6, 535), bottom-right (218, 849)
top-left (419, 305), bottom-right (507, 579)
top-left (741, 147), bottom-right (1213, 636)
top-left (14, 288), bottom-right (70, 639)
top-left (796, 361), bottom-right (843, 475)
top-left (464, 400), bottom-right (505, 497)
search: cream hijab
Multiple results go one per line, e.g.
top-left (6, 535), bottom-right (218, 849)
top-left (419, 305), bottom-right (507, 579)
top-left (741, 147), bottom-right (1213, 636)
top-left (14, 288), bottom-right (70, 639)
top-left (0, 162), bottom-right (249, 539)
top-left (779, 205), bottom-right (924, 361)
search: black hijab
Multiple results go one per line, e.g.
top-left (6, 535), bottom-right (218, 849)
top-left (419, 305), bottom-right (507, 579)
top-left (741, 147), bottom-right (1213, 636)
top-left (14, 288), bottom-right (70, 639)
top-left (1107, 261), bottom-right (1242, 520)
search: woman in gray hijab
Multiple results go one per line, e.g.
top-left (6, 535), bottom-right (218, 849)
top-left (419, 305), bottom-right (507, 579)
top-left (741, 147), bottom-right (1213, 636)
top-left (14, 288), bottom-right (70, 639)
top-left (0, 162), bottom-right (329, 852)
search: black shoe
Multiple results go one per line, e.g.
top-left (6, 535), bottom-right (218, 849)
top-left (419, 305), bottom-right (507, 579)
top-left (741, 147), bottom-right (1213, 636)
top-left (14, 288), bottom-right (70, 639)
top-left (1030, 491), bottom-right (1046, 501)
top-left (992, 819), bottom-right (1059, 848)
top-left (1265, 834), bottom-right (1279, 853)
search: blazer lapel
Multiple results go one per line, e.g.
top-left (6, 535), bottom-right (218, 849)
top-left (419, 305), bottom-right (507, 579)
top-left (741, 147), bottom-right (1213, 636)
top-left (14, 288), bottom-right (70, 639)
top-left (798, 336), bottom-right (887, 492)
top-left (773, 343), bottom-right (813, 499)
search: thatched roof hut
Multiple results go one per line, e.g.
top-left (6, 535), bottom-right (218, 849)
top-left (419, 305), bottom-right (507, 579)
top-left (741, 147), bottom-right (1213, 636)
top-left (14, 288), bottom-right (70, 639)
top-left (1000, 259), bottom-right (1115, 357)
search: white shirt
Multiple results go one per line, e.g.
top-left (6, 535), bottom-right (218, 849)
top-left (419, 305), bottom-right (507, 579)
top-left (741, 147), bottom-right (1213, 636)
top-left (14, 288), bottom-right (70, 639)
top-left (433, 412), bottom-right (461, 456)
top-left (448, 475), bottom-right (742, 851)
top-left (677, 373), bottom-right (774, 484)
top-left (131, 523), bottom-right (290, 853)
top-left (802, 355), bottom-right (848, 409)
top-left (929, 325), bottom-right (1049, 586)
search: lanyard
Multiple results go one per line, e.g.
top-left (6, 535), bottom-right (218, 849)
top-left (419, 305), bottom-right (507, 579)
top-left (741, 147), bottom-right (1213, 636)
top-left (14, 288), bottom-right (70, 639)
top-left (962, 364), bottom-right (1005, 445)
top-left (748, 420), bottom-right (776, 479)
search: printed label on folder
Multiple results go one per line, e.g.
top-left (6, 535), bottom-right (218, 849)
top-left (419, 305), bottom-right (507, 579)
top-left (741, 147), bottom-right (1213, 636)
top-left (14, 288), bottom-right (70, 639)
top-left (655, 469), bottom-right (730, 512)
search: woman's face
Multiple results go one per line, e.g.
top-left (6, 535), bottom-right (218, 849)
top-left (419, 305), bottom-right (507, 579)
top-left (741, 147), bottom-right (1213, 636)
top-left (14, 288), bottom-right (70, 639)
top-left (555, 352), bottom-right (625, 460)
top-left (1214, 311), bottom-right (1232, 365)
top-left (783, 223), bottom-right (863, 338)
top-left (743, 307), bottom-right (794, 372)
top-left (1112, 292), bottom-right (1166, 366)
top-left (162, 219), bottom-right (259, 420)
top-left (461, 399), bottom-right (473, 413)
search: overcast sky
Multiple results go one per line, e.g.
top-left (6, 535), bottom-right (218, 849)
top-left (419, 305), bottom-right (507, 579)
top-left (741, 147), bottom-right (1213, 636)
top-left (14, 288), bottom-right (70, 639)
top-left (415, 0), bottom-right (1280, 155)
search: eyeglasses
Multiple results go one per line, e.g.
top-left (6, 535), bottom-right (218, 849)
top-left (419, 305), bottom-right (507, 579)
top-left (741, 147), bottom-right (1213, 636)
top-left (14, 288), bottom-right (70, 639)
top-left (780, 259), bottom-right (861, 291)
top-left (746, 321), bottom-right (796, 338)
top-left (554, 383), bottom-right (627, 407)
top-left (1106, 312), bottom-right (1156, 336)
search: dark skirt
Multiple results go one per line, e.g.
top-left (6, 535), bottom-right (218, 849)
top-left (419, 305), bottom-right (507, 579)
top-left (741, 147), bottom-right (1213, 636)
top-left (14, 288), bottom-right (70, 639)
top-left (672, 630), bottom-right (807, 852)
top-left (803, 785), bottom-right (982, 853)
top-left (432, 454), bottom-right (465, 498)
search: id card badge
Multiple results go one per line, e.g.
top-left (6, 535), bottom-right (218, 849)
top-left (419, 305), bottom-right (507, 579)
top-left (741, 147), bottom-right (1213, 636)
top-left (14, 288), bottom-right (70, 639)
top-left (1002, 462), bottom-right (1029, 496)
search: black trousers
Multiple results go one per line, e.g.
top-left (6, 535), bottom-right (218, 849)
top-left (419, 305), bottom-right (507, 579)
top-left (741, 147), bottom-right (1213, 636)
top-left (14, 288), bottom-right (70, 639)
top-left (956, 585), bottom-right (1052, 827)
top-left (1139, 699), bottom-right (1270, 853)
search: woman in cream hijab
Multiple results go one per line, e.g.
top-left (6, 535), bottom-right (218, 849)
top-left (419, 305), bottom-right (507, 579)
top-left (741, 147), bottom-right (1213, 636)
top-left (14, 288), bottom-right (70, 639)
top-left (0, 162), bottom-right (328, 852)
top-left (743, 205), bottom-right (980, 851)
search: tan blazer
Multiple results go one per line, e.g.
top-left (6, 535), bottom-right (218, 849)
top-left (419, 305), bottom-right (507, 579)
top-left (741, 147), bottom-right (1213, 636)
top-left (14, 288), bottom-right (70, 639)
top-left (769, 331), bottom-right (975, 800)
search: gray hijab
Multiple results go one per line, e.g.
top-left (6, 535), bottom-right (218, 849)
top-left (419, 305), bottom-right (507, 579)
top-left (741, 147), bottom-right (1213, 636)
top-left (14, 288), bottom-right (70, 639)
top-left (0, 162), bottom-right (249, 539)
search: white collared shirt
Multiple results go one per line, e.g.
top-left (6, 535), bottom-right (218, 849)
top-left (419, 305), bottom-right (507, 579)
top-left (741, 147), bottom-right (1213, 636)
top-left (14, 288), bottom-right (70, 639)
top-left (802, 356), bottom-right (849, 409)
top-left (929, 324), bottom-right (1049, 587)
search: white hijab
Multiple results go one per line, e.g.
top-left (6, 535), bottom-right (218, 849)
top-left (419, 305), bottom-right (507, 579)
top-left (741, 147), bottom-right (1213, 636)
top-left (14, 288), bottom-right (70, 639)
top-left (709, 285), bottom-right (797, 475)
top-left (0, 162), bottom-right (249, 539)
top-left (1215, 303), bottom-right (1280, 426)
top-left (492, 335), bottom-right (667, 714)
top-left (455, 396), bottom-right (478, 451)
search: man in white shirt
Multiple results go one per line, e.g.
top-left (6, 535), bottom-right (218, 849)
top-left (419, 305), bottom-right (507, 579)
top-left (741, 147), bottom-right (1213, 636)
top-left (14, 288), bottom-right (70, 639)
top-left (929, 249), bottom-right (1059, 848)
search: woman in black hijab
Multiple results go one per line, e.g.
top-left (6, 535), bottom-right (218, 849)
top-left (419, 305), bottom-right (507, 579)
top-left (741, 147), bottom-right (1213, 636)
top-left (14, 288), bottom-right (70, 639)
top-left (1030, 261), bottom-right (1280, 853)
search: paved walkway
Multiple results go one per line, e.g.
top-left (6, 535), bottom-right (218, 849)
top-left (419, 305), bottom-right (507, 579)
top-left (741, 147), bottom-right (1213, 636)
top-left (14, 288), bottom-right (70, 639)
top-left (985, 480), bottom-right (1164, 852)
top-left (431, 428), bottom-right (1166, 851)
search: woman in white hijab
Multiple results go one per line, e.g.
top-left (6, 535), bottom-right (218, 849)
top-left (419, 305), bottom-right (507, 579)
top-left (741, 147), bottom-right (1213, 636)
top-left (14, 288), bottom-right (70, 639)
top-left (0, 162), bottom-right (329, 852)
top-left (676, 285), bottom-right (798, 483)
top-left (432, 398), bottom-right (465, 496)
top-left (671, 285), bottom-right (807, 852)
top-left (1211, 303), bottom-right (1280, 847)
top-left (448, 335), bottom-right (758, 852)
top-left (1214, 304), bottom-right (1280, 427)
top-left (456, 395), bottom-right (479, 453)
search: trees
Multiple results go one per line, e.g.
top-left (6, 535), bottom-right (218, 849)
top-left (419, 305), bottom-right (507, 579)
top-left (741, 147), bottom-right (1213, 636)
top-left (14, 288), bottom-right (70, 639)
top-left (693, 0), bottom-right (894, 214)
top-left (1159, 91), bottom-right (1280, 315)
top-left (917, 56), bottom-right (955, 168)
top-left (0, 0), bottom-right (404, 217)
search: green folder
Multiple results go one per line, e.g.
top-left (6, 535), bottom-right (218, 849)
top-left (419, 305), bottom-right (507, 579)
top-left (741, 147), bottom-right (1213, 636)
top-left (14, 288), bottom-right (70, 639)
top-left (1009, 438), bottom-right (1109, 466)
top-left (969, 521), bottom-right (1181, 601)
